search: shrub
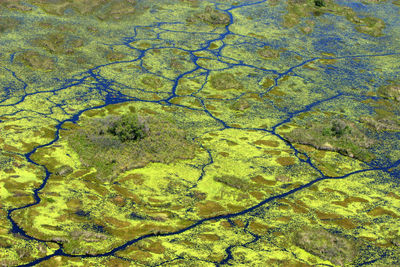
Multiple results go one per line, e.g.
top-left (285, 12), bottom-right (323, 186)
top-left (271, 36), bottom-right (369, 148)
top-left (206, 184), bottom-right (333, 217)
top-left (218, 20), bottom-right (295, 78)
top-left (107, 114), bottom-right (146, 142)
top-left (314, 0), bottom-right (325, 7)
top-left (322, 119), bottom-right (351, 138)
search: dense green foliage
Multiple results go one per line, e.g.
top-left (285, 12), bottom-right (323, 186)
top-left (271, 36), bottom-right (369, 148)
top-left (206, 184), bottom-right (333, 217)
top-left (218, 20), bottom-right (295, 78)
top-left (314, 0), bottom-right (325, 7)
top-left (322, 119), bottom-right (351, 138)
top-left (106, 114), bottom-right (146, 142)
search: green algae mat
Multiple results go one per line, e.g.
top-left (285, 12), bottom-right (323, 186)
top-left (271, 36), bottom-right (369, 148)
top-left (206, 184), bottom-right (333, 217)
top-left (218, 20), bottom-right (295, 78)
top-left (1, 0), bottom-right (400, 266)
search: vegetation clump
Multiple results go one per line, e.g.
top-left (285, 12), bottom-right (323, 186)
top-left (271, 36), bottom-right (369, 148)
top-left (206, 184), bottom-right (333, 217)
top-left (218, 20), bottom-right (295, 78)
top-left (284, 0), bottom-right (385, 37)
top-left (33, 33), bottom-right (84, 55)
top-left (188, 5), bottom-right (230, 26)
top-left (16, 51), bottom-right (55, 71)
top-left (353, 16), bottom-right (385, 37)
top-left (210, 73), bottom-right (242, 90)
top-left (283, 119), bottom-right (375, 162)
top-left (314, 0), bottom-right (325, 7)
top-left (378, 82), bottom-right (400, 102)
top-left (213, 175), bottom-right (251, 191)
top-left (64, 113), bottom-right (197, 182)
top-left (294, 227), bottom-right (356, 266)
top-left (141, 76), bottom-right (164, 89)
top-left (0, 17), bottom-right (20, 33)
top-left (361, 113), bottom-right (400, 132)
top-left (106, 114), bottom-right (146, 142)
top-left (258, 46), bottom-right (280, 59)
top-left (322, 119), bottom-right (351, 138)
top-left (32, 0), bottom-right (136, 20)
top-left (54, 165), bottom-right (74, 176)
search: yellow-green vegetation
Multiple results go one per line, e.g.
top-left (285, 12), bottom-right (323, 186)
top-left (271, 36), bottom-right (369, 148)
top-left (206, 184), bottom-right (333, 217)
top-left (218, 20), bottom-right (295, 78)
top-left (361, 106), bottom-right (400, 132)
top-left (0, 151), bottom-right (13, 170)
top-left (33, 33), bottom-right (84, 55)
top-left (1, 0), bottom-right (400, 265)
top-left (0, 16), bottom-right (20, 33)
top-left (360, 88), bottom-right (400, 132)
top-left (31, 0), bottom-right (137, 20)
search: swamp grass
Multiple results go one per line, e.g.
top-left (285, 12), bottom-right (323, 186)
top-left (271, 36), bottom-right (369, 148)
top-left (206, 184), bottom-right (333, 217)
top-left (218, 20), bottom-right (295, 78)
top-left (64, 113), bottom-right (197, 182)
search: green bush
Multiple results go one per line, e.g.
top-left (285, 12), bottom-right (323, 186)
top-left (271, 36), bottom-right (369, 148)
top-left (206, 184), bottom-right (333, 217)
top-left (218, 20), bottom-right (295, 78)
top-left (314, 0), bottom-right (325, 7)
top-left (107, 114), bottom-right (146, 142)
top-left (322, 120), bottom-right (351, 138)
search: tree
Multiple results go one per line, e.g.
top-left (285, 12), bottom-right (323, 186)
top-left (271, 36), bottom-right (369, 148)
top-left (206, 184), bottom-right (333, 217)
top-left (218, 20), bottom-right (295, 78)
top-left (107, 114), bottom-right (146, 142)
top-left (314, 0), bottom-right (325, 7)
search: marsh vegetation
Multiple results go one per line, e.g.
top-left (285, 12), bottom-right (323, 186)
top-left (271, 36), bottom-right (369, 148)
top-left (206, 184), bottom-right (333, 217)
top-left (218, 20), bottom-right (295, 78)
top-left (294, 227), bottom-right (356, 266)
top-left (16, 51), bottom-right (55, 71)
top-left (188, 5), bottom-right (230, 26)
top-left (258, 46), bottom-right (280, 59)
top-left (284, 0), bottom-right (385, 36)
top-left (64, 113), bottom-right (197, 182)
top-left (0, 151), bottom-right (13, 170)
top-left (378, 82), bottom-right (400, 102)
top-left (283, 119), bottom-right (375, 162)
top-left (210, 73), bottom-right (242, 90)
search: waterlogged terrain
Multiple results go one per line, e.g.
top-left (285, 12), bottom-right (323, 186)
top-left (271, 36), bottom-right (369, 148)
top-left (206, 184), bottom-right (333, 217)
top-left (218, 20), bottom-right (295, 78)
top-left (1, 0), bottom-right (400, 266)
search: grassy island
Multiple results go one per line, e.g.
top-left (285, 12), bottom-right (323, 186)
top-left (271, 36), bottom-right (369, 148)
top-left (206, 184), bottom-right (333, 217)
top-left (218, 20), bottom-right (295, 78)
top-left (283, 119), bottom-right (375, 162)
top-left (64, 113), bottom-right (197, 182)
